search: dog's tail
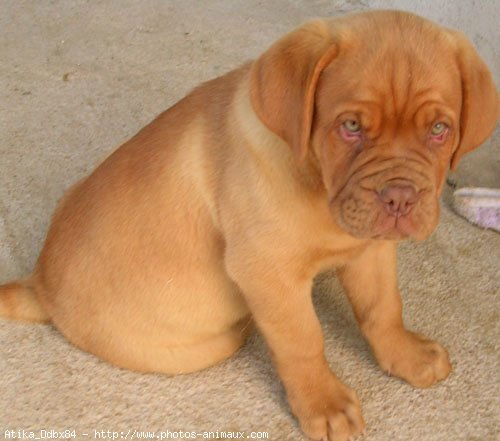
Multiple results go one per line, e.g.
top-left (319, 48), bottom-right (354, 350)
top-left (0, 280), bottom-right (50, 323)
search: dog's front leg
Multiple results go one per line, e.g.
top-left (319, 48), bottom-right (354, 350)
top-left (225, 249), bottom-right (365, 441)
top-left (337, 241), bottom-right (452, 388)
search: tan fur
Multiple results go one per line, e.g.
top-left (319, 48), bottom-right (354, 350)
top-left (0, 281), bottom-right (49, 323)
top-left (0, 10), bottom-right (498, 441)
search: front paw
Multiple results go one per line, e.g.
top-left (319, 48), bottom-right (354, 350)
top-left (286, 369), bottom-right (365, 441)
top-left (373, 329), bottom-right (452, 388)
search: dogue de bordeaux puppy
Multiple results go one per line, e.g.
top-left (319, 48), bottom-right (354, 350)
top-left (1, 9), bottom-right (498, 441)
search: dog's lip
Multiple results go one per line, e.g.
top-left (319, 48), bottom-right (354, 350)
top-left (372, 211), bottom-right (417, 240)
top-left (372, 205), bottom-right (416, 240)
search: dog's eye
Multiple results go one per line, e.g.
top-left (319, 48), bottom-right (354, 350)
top-left (343, 119), bottom-right (361, 133)
top-left (431, 122), bottom-right (447, 136)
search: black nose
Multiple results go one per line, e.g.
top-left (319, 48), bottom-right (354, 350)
top-left (379, 185), bottom-right (418, 216)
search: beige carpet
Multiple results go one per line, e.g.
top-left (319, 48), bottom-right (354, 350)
top-left (1, 1), bottom-right (498, 440)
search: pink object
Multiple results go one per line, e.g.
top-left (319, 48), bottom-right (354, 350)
top-left (453, 187), bottom-right (500, 232)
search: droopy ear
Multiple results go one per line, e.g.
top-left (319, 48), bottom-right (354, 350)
top-left (450, 31), bottom-right (499, 171)
top-left (250, 20), bottom-right (338, 161)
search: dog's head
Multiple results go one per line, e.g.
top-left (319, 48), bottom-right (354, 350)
top-left (250, 10), bottom-right (498, 241)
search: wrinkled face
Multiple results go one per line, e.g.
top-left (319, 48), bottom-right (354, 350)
top-left (312, 42), bottom-right (462, 241)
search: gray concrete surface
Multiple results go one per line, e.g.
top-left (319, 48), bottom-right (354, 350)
top-left (1, 1), bottom-right (499, 440)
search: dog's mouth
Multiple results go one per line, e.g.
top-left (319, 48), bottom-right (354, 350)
top-left (370, 209), bottom-right (420, 240)
top-left (329, 185), bottom-right (438, 242)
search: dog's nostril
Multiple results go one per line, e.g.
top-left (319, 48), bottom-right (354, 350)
top-left (379, 185), bottom-right (418, 216)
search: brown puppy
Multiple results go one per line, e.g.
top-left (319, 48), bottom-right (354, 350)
top-left (1, 10), bottom-right (498, 441)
